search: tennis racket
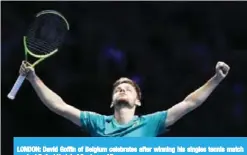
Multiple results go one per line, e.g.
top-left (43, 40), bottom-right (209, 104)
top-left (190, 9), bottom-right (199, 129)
top-left (7, 10), bottom-right (70, 100)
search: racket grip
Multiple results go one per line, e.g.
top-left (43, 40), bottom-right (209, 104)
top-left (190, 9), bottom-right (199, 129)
top-left (7, 75), bottom-right (26, 100)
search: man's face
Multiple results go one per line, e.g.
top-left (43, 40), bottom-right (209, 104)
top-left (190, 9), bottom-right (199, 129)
top-left (112, 83), bottom-right (139, 107)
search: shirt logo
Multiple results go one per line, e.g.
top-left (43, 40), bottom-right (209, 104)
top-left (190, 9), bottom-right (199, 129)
top-left (132, 120), bottom-right (140, 127)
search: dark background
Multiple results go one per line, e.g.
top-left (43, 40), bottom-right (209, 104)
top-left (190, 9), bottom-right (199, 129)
top-left (2, 1), bottom-right (247, 155)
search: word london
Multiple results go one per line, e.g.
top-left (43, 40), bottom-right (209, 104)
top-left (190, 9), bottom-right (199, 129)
top-left (16, 145), bottom-right (245, 154)
top-left (17, 146), bottom-right (76, 153)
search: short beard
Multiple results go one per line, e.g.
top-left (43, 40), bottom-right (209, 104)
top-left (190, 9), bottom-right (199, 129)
top-left (114, 100), bottom-right (132, 109)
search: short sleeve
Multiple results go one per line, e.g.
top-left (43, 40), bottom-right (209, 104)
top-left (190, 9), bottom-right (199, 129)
top-left (80, 111), bottom-right (104, 135)
top-left (143, 111), bottom-right (167, 136)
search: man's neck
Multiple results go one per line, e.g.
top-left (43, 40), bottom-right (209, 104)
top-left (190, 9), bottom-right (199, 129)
top-left (114, 106), bottom-right (135, 125)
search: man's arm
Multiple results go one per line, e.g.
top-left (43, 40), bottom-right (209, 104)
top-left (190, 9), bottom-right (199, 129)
top-left (29, 75), bottom-right (82, 126)
top-left (165, 61), bottom-right (230, 127)
top-left (21, 61), bottom-right (82, 126)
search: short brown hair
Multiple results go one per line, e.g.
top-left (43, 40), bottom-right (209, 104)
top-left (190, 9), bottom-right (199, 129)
top-left (113, 77), bottom-right (141, 100)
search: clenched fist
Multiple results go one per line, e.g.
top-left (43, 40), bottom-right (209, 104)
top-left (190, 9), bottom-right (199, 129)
top-left (19, 61), bottom-right (36, 81)
top-left (215, 61), bottom-right (230, 80)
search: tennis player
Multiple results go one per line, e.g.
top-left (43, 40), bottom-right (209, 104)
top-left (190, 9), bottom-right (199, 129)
top-left (19, 61), bottom-right (230, 137)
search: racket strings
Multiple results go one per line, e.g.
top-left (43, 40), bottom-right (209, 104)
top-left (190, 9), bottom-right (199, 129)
top-left (26, 42), bottom-right (52, 55)
top-left (27, 23), bottom-right (66, 45)
top-left (26, 37), bottom-right (63, 55)
top-left (27, 36), bottom-right (61, 52)
top-left (27, 29), bottom-right (63, 47)
top-left (26, 12), bottom-right (68, 55)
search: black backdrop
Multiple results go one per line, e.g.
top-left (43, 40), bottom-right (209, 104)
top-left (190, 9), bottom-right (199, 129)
top-left (2, 2), bottom-right (247, 155)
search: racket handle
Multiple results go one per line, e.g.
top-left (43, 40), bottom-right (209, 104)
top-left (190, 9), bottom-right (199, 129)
top-left (7, 75), bottom-right (26, 100)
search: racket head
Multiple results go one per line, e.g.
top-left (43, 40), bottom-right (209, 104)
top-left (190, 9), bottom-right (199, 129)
top-left (24, 10), bottom-right (69, 59)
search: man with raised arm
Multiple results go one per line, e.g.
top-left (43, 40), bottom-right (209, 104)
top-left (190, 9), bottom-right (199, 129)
top-left (19, 61), bottom-right (230, 137)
